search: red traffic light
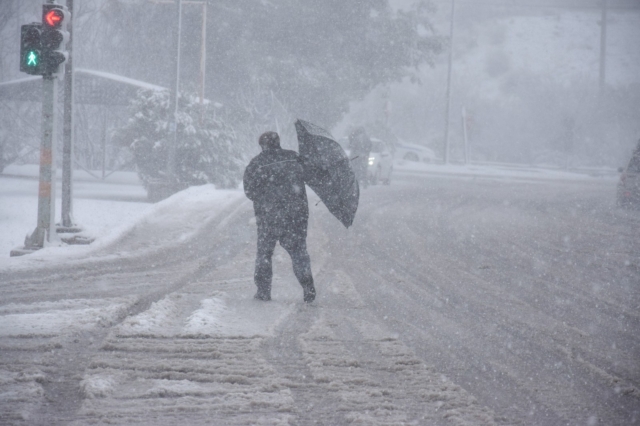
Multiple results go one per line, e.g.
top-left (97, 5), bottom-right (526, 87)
top-left (44, 9), bottom-right (63, 28)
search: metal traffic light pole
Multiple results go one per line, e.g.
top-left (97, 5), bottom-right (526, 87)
top-left (22, 61), bottom-right (58, 252)
top-left (12, 0), bottom-right (69, 256)
top-left (24, 0), bottom-right (59, 251)
top-left (443, 0), bottom-right (455, 165)
top-left (60, 0), bottom-right (75, 229)
top-left (36, 75), bottom-right (58, 242)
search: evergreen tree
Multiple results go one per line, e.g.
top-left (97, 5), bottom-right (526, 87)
top-left (113, 89), bottom-right (243, 190)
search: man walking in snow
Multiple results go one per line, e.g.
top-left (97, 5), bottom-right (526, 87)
top-left (243, 131), bottom-right (316, 303)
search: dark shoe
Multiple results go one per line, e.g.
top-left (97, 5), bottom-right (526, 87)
top-left (254, 289), bottom-right (271, 301)
top-left (303, 285), bottom-right (316, 303)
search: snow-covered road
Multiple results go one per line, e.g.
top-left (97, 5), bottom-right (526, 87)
top-left (1, 175), bottom-right (638, 425)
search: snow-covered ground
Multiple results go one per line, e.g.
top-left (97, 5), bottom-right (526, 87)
top-left (1, 162), bottom-right (638, 425)
top-left (0, 166), bottom-right (504, 425)
top-left (0, 164), bottom-right (148, 257)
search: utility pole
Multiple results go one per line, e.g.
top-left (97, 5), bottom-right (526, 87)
top-left (61, 0), bottom-right (74, 229)
top-left (443, 0), bottom-right (455, 164)
top-left (149, 0), bottom-right (207, 120)
top-left (198, 1), bottom-right (207, 114)
top-left (23, 74), bottom-right (59, 251)
top-left (599, 0), bottom-right (607, 95)
top-left (166, 0), bottom-right (183, 182)
top-left (461, 106), bottom-right (469, 164)
top-left (147, 0), bottom-right (206, 200)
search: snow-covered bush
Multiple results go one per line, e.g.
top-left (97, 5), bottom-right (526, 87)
top-left (113, 89), bottom-right (244, 191)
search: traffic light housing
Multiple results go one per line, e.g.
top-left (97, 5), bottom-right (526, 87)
top-left (41, 3), bottom-right (69, 77)
top-left (20, 23), bottom-right (43, 75)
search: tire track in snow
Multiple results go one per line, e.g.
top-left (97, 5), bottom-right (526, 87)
top-left (0, 199), bottom-right (255, 425)
top-left (262, 305), bottom-right (351, 426)
top-left (258, 221), bottom-right (500, 426)
top-left (69, 278), bottom-right (299, 423)
top-left (303, 267), bottom-right (498, 425)
top-left (336, 179), bottom-right (640, 425)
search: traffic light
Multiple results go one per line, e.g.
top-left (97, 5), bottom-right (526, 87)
top-left (20, 23), bottom-right (43, 75)
top-left (41, 3), bottom-right (69, 77)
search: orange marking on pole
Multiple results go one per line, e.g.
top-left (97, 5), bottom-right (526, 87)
top-left (39, 181), bottom-right (51, 198)
top-left (40, 148), bottom-right (52, 165)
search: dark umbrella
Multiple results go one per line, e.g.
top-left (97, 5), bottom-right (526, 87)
top-left (295, 119), bottom-right (359, 228)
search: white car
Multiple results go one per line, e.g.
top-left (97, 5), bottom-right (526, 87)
top-left (395, 141), bottom-right (438, 163)
top-left (367, 138), bottom-right (393, 185)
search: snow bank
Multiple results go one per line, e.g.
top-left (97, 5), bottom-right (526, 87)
top-left (394, 159), bottom-right (618, 183)
top-left (0, 177), bottom-right (244, 271)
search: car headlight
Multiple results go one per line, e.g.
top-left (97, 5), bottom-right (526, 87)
top-left (368, 157), bottom-right (375, 165)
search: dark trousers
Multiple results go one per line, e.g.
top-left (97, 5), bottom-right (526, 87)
top-left (255, 219), bottom-right (313, 293)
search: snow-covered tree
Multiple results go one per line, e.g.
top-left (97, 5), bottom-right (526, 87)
top-left (57, 0), bottom-right (442, 131)
top-left (113, 89), bottom-right (243, 190)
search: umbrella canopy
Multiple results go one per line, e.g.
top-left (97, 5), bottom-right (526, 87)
top-left (295, 119), bottom-right (359, 228)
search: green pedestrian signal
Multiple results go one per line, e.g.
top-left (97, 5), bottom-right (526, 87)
top-left (27, 51), bottom-right (39, 67)
top-left (20, 23), bottom-right (43, 75)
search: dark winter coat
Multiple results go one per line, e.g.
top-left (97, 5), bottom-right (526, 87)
top-left (243, 147), bottom-right (309, 231)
